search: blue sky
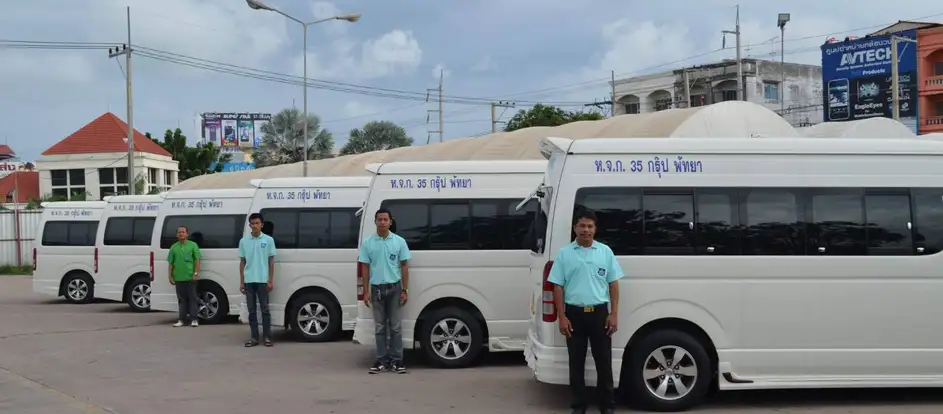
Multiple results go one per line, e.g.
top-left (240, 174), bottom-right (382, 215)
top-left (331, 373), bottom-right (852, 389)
top-left (2, 0), bottom-right (941, 161)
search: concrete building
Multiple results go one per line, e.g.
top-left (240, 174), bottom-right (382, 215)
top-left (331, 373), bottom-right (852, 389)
top-left (612, 58), bottom-right (823, 127)
top-left (918, 26), bottom-right (943, 134)
top-left (36, 113), bottom-right (179, 201)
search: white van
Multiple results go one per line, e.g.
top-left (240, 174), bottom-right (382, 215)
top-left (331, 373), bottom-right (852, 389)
top-left (94, 194), bottom-right (162, 311)
top-left (150, 189), bottom-right (254, 324)
top-left (238, 176), bottom-right (370, 342)
top-left (524, 137), bottom-right (943, 411)
top-left (32, 201), bottom-right (107, 304)
top-left (353, 160), bottom-right (546, 368)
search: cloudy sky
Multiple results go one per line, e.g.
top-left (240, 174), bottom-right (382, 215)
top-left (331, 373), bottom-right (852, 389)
top-left (2, 0), bottom-right (941, 161)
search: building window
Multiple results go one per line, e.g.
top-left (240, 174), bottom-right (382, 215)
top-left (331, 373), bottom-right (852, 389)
top-left (789, 85), bottom-right (801, 102)
top-left (936, 101), bottom-right (943, 116)
top-left (98, 167), bottom-right (129, 200)
top-left (722, 90), bottom-right (738, 102)
top-left (50, 169), bottom-right (86, 200)
top-left (690, 94), bottom-right (706, 107)
top-left (164, 170), bottom-right (174, 188)
top-left (655, 98), bottom-right (673, 111)
top-left (147, 168), bottom-right (159, 194)
top-left (935, 61), bottom-right (943, 76)
top-left (763, 81), bottom-right (780, 102)
top-left (624, 102), bottom-right (640, 114)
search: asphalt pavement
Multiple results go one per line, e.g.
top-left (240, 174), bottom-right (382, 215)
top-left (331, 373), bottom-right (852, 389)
top-left (1, 275), bottom-right (942, 414)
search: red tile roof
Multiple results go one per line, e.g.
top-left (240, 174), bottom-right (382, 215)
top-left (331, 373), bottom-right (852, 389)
top-left (0, 145), bottom-right (14, 160)
top-left (42, 112), bottom-right (171, 157)
top-left (0, 171), bottom-right (40, 203)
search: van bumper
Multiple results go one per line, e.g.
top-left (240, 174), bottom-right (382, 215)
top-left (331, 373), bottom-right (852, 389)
top-left (32, 278), bottom-right (60, 297)
top-left (525, 329), bottom-right (625, 387)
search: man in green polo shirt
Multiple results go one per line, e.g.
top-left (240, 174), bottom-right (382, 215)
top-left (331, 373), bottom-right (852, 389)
top-left (167, 225), bottom-right (201, 328)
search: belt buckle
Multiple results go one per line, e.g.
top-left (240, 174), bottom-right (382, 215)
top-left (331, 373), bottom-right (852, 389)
top-left (583, 306), bottom-right (594, 313)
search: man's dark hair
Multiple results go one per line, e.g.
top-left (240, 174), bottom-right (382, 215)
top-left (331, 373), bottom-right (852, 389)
top-left (375, 208), bottom-right (393, 220)
top-left (176, 225), bottom-right (189, 233)
top-left (573, 208), bottom-right (598, 225)
top-left (248, 213), bottom-right (263, 223)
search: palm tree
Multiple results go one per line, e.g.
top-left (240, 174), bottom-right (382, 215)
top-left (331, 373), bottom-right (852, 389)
top-left (253, 108), bottom-right (334, 168)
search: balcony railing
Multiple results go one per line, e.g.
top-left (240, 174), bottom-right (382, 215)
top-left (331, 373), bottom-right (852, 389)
top-left (922, 115), bottom-right (943, 127)
top-left (927, 76), bottom-right (943, 87)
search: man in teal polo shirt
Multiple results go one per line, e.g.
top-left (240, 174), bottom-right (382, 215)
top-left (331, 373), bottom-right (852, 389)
top-left (359, 208), bottom-right (411, 374)
top-left (239, 212), bottom-right (277, 347)
top-left (548, 209), bottom-right (624, 414)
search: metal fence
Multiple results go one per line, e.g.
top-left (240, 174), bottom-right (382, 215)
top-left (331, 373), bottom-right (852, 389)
top-left (0, 210), bottom-right (42, 267)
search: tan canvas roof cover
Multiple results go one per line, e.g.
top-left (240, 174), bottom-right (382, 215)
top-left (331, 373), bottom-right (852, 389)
top-left (797, 118), bottom-right (916, 139)
top-left (174, 101), bottom-right (798, 191)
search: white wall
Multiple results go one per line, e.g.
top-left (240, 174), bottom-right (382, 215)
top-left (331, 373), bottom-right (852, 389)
top-left (36, 152), bottom-right (178, 200)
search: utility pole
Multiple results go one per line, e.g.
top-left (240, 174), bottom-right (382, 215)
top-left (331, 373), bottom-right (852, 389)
top-left (891, 34), bottom-right (917, 121)
top-left (683, 69), bottom-right (691, 108)
top-left (425, 70), bottom-right (444, 144)
top-left (491, 101), bottom-right (516, 133)
top-left (108, 6), bottom-right (135, 194)
top-left (610, 70), bottom-right (616, 117)
top-left (722, 5), bottom-right (743, 101)
top-left (778, 13), bottom-right (791, 116)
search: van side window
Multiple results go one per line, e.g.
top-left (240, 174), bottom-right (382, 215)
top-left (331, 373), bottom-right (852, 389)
top-left (572, 187), bottom-right (928, 256)
top-left (160, 215), bottom-right (244, 249)
top-left (912, 188), bottom-right (943, 255)
top-left (42, 221), bottom-right (98, 246)
top-left (259, 208), bottom-right (359, 249)
top-left (381, 199), bottom-right (534, 251)
top-left (103, 217), bottom-right (156, 246)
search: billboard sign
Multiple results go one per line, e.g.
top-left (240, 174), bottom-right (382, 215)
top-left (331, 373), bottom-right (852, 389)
top-left (201, 112), bottom-right (271, 149)
top-left (208, 161), bottom-right (256, 173)
top-left (821, 30), bottom-right (917, 129)
top-left (0, 161), bottom-right (33, 178)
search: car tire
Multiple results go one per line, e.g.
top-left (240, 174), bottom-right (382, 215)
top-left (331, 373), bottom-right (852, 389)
top-left (196, 283), bottom-right (228, 325)
top-left (288, 292), bottom-right (342, 342)
top-left (419, 306), bottom-right (484, 368)
top-left (622, 329), bottom-right (712, 412)
top-left (62, 272), bottom-right (94, 304)
top-left (124, 275), bottom-right (151, 312)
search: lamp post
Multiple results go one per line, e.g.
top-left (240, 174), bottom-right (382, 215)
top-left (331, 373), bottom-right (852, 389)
top-left (777, 13), bottom-right (790, 116)
top-left (246, 0), bottom-right (361, 176)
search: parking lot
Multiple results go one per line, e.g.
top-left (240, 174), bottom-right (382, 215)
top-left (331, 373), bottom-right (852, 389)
top-left (1, 275), bottom-right (942, 414)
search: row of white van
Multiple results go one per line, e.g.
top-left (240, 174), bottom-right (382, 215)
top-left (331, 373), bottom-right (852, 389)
top-left (32, 136), bottom-right (943, 411)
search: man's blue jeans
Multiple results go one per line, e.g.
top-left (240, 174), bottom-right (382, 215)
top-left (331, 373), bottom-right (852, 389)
top-left (245, 283), bottom-right (271, 341)
top-left (371, 282), bottom-right (403, 364)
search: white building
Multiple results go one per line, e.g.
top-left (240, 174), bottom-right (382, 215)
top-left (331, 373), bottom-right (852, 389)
top-left (36, 112), bottom-right (179, 201)
top-left (612, 58), bottom-right (823, 127)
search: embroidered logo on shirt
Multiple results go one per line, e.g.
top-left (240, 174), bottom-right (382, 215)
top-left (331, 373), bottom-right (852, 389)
top-left (261, 241), bottom-right (267, 248)
top-left (597, 267), bottom-right (606, 277)
top-left (389, 254), bottom-right (397, 261)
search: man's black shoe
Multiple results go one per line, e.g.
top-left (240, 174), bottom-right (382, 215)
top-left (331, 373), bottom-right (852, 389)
top-left (368, 361), bottom-right (387, 374)
top-left (391, 362), bottom-right (408, 374)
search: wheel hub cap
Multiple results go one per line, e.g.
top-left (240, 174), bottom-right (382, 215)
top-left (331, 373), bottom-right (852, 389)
top-left (297, 302), bottom-right (330, 335)
top-left (67, 279), bottom-right (88, 300)
top-left (430, 318), bottom-right (472, 360)
top-left (198, 292), bottom-right (218, 319)
top-left (643, 346), bottom-right (698, 401)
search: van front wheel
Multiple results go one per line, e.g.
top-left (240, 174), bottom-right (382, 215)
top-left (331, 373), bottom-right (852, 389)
top-left (419, 307), bottom-right (483, 368)
top-left (125, 276), bottom-right (151, 312)
top-left (622, 329), bottom-right (712, 412)
top-left (288, 292), bottom-right (341, 342)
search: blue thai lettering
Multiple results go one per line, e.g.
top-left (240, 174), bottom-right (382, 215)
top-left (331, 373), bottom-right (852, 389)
top-left (595, 160), bottom-right (603, 172)
top-left (647, 156), bottom-right (668, 178)
top-left (449, 176), bottom-right (471, 188)
top-left (417, 178), bottom-right (427, 188)
top-left (630, 160), bottom-right (643, 172)
top-left (390, 179), bottom-right (397, 189)
top-left (431, 176), bottom-right (445, 191)
top-left (673, 156), bottom-right (703, 173)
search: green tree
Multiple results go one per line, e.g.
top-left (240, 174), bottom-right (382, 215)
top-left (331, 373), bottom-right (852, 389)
top-left (340, 120), bottom-right (413, 156)
top-left (253, 108), bottom-right (334, 167)
top-left (147, 129), bottom-right (231, 181)
top-left (503, 104), bottom-right (605, 132)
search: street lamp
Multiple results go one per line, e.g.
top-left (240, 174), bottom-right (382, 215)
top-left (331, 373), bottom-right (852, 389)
top-left (777, 13), bottom-right (790, 116)
top-left (246, 0), bottom-right (361, 176)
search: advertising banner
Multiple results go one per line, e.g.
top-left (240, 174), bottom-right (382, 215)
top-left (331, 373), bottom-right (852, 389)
top-left (201, 112), bottom-right (272, 149)
top-left (0, 161), bottom-right (31, 178)
top-left (208, 161), bottom-right (256, 173)
top-left (821, 30), bottom-right (917, 130)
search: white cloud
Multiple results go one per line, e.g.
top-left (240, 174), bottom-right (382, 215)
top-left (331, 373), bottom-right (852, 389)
top-left (0, 51), bottom-right (95, 85)
top-left (294, 29), bottom-right (423, 81)
top-left (470, 56), bottom-right (496, 72)
top-left (432, 63), bottom-right (451, 79)
top-left (592, 20), bottom-right (696, 78)
top-left (341, 101), bottom-right (380, 119)
top-left (90, 0), bottom-right (290, 69)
